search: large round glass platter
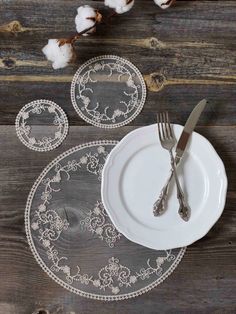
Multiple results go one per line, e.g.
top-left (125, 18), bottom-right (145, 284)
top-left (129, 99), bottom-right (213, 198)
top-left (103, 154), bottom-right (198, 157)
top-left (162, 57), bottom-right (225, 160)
top-left (25, 141), bottom-right (185, 301)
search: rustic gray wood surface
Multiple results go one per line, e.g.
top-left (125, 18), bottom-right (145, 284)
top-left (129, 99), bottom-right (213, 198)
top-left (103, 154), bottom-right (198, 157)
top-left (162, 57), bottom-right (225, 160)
top-left (0, 1), bottom-right (235, 313)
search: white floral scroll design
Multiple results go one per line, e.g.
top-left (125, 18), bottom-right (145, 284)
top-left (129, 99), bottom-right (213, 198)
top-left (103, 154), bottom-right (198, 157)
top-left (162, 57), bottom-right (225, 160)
top-left (15, 99), bottom-right (68, 152)
top-left (80, 201), bottom-right (121, 248)
top-left (41, 247), bottom-right (175, 295)
top-left (71, 55), bottom-right (147, 129)
top-left (31, 208), bottom-right (69, 245)
top-left (37, 145), bottom-right (108, 208)
top-left (76, 60), bottom-right (140, 124)
top-left (30, 145), bottom-right (177, 295)
top-left (31, 146), bottom-right (108, 248)
top-left (26, 141), bottom-right (186, 300)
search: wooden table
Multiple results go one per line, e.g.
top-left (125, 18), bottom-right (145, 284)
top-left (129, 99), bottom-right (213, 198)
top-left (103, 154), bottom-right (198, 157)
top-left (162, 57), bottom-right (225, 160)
top-left (0, 1), bottom-right (235, 313)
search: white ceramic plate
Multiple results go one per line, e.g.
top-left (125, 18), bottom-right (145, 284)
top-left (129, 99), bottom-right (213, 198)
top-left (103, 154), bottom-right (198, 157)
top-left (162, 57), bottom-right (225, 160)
top-left (101, 124), bottom-right (227, 250)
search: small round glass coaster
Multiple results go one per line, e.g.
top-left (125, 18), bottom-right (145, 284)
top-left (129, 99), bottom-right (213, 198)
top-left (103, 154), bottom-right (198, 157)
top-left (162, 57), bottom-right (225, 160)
top-left (15, 99), bottom-right (68, 152)
top-left (71, 55), bottom-right (146, 128)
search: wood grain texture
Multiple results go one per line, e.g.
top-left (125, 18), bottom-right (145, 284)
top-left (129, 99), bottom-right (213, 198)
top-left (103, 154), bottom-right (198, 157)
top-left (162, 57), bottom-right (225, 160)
top-left (0, 1), bottom-right (236, 314)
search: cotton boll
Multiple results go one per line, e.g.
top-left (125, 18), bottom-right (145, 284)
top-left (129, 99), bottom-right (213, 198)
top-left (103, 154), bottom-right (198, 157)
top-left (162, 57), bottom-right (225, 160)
top-left (154, 0), bottom-right (175, 9)
top-left (75, 5), bottom-right (102, 36)
top-left (42, 39), bottom-right (74, 69)
top-left (104, 0), bottom-right (134, 14)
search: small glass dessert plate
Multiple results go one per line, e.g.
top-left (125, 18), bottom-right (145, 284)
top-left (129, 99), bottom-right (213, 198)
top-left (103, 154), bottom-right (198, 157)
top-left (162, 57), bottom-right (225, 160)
top-left (15, 99), bottom-right (68, 152)
top-left (71, 55), bottom-right (146, 128)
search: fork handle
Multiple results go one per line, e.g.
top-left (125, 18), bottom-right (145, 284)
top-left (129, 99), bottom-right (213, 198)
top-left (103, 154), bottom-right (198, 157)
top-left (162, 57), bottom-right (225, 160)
top-left (153, 169), bottom-right (173, 216)
top-left (153, 156), bottom-right (180, 216)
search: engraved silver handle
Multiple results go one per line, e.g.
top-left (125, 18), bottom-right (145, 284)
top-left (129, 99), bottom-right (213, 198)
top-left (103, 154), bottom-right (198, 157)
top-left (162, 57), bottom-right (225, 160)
top-left (153, 155), bottom-right (180, 217)
top-left (153, 169), bottom-right (173, 216)
top-left (169, 150), bottom-right (190, 222)
top-left (153, 155), bottom-right (190, 221)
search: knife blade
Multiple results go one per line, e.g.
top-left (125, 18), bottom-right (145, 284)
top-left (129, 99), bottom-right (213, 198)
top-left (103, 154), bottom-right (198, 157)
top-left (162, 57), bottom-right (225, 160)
top-left (175, 99), bottom-right (207, 161)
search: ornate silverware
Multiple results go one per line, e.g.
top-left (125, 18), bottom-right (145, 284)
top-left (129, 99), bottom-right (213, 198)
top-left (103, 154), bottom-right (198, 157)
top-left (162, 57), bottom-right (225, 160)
top-left (153, 99), bottom-right (207, 218)
top-left (155, 112), bottom-right (191, 221)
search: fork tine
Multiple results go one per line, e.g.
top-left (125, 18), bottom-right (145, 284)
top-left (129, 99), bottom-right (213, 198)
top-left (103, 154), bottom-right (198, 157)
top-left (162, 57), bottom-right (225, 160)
top-left (166, 112), bottom-right (173, 138)
top-left (163, 112), bottom-right (169, 139)
top-left (162, 112), bottom-right (168, 140)
top-left (165, 112), bottom-right (171, 139)
top-left (157, 113), bottom-right (162, 143)
top-left (159, 112), bottom-right (163, 139)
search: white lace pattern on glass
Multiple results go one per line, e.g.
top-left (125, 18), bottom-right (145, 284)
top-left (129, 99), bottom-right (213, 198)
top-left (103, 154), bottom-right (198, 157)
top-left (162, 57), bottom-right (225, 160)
top-left (15, 99), bottom-right (68, 152)
top-left (71, 55), bottom-right (146, 128)
top-left (80, 201), bottom-right (121, 248)
top-left (25, 141), bottom-right (186, 301)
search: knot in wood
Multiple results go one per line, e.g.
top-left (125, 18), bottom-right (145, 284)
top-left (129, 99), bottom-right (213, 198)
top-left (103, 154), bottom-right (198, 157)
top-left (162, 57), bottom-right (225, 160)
top-left (10, 20), bottom-right (23, 33)
top-left (0, 20), bottom-right (24, 34)
top-left (148, 37), bottom-right (165, 50)
top-left (2, 57), bottom-right (15, 69)
top-left (145, 72), bottom-right (166, 92)
top-left (32, 309), bottom-right (49, 314)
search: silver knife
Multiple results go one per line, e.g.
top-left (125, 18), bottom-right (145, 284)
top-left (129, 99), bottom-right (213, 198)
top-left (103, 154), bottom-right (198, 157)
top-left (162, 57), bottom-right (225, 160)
top-left (175, 99), bottom-right (207, 164)
top-left (153, 99), bottom-right (207, 216)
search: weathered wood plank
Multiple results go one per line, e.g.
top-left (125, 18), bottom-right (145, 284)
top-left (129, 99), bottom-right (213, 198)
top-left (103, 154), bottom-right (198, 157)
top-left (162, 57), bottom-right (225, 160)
top-left (0, 125), bottom-right (235, 314)
top-left (0, 81), bottom-right (235, 126)
top-left (0, 1), bottom-right (236, 78)
top-left (0, 1), bottom-right (235, 127)
top-left (0, 1), bottom-right (236, 313)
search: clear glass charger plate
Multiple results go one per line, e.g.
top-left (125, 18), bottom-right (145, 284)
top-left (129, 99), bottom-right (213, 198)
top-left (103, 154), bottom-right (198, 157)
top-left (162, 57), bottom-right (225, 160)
top-left (71, 55), bottom-right (146, 128)
top-left (25, 141), bottom-right (185, 301)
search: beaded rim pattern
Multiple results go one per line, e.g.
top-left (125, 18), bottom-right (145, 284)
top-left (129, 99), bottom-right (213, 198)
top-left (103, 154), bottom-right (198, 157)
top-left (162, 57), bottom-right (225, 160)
top-left (71, 55), bottom-right (147, 129)
top-left (15, 99), bottom-right (68, 152)
top-left (25, 141), bottom-right (186, 301)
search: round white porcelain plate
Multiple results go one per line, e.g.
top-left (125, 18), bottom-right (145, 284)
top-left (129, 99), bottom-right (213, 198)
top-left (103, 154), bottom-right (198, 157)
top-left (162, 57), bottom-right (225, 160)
top-left (101, 124), bottom-right (227, 250)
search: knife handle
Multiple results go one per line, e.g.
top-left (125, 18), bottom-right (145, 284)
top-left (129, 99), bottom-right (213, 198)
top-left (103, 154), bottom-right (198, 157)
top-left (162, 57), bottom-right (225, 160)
top-left (170, 150), bottom-right (191, 222)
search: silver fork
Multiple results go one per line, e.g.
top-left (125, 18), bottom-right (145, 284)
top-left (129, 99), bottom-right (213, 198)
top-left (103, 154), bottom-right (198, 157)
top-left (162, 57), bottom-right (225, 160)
top-left (156, 112), bottom-right (191, 221)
